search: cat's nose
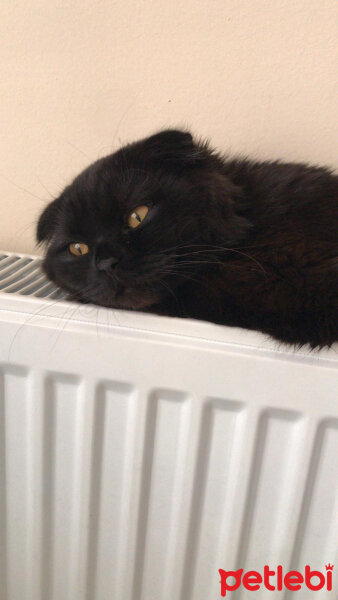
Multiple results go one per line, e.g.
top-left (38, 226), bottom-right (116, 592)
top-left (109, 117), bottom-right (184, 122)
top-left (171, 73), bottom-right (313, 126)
top-left (96, 256), bottom-right (120, 272)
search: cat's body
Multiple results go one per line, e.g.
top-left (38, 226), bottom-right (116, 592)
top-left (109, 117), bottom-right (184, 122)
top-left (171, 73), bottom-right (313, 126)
top-left (37, 130), bottom-right (338, 348)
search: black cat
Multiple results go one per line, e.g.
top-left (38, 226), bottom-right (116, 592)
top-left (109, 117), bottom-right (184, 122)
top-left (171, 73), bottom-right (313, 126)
top-left (37, 129), bottom-right (338, 348)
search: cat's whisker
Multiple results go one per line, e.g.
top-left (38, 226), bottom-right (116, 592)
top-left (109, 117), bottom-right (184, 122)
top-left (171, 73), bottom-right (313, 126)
top-left (159, 271), bottom-right (201, 285)
top-left (156, 242), bottom-right (259, 254)
top-left (35, 176), bottom-right (55, 200)
top-left (0, 172), bottom-right (46, 202)
top-left (152, 241), bottom-right (266, 271)
top-left (47, 303), bottom-right (83, 355)
top-left (65, 139), bottom-right (92, 161)
top-left (7, 293), bottom-right (75, 361)
top-left (155, 245), bottom-right (267, 274)
top-left (157, 278), bottom-right (181, 309)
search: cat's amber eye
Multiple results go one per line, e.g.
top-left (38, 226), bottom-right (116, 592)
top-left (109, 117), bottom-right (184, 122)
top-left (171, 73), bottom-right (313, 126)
top-left (128, 205), bottom-right (149, 229)
top-left (69, 242), bottom-right (90, 256)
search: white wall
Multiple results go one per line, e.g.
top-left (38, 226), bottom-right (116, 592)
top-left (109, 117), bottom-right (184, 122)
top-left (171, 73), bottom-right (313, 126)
top-left (1, 0), bottom-right (337, 254)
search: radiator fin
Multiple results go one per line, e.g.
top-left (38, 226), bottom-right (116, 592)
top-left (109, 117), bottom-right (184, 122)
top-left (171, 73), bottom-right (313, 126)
top-left (288, 421), bottom-right (338, 576)
top-left (235, 411), bottom-right (305, 576)
top-left (181, 398), bottom-right (245, 600)
top-left (1, 367), bottom-right (30, 600)
top-left (136, 390), bottom-right (191, 600)
top-left (0, 252), bottom-right (65, 299)
top-left (41, 374), bottom-right (82, 600)
top-left (87, 382), bottom-right (135, 600)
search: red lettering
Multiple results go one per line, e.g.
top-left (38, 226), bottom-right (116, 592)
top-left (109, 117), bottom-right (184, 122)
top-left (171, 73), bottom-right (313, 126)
top-left (219, 569), bottom-right (243, 597)
top-left (284, 571), bottom-right (303, 591)
top-left (242, 571), bottom-right (262, 591)
top-left (219, 564), bottom-right (330, 594)
top-left (305, 566), bottom-right (325, 591)
top-left (264, 565), bottom-right (276, 590)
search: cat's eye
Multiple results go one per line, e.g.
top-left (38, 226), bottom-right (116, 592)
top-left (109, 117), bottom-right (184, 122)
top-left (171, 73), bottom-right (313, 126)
top-left (128, 205), bottom-right (149, 228)
top-left (69, 242), bottom-right (90, 256)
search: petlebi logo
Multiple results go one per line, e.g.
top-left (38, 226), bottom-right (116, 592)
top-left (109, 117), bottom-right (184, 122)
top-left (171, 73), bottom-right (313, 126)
top-left (218, 564), bottom-right (334, 596)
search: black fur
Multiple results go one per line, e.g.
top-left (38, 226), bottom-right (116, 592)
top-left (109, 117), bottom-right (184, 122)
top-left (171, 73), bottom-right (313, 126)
top-left (37, 129), bottom-right (338, 348)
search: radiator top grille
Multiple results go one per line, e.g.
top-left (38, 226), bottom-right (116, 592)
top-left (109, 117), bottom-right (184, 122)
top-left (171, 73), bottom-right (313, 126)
top-left (0, 252), bottom-right (65, 299)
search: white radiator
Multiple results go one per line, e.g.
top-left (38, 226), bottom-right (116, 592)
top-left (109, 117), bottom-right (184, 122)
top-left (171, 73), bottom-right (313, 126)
top-left (0, 250), bottom-right (337, 600)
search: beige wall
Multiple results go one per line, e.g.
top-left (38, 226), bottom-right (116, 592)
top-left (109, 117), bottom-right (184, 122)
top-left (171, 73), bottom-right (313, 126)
top-left (1, 0), bottom-right (337, 255)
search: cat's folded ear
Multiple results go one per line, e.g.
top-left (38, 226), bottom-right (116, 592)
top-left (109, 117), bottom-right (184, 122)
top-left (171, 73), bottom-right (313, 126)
top-left (135, 129), bottom-right (204, 166)
top-left (36, 197), bottom-right (62, 244)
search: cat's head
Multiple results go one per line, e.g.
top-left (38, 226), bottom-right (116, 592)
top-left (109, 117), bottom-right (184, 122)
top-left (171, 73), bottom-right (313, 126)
top-left (37, 129), bottom-right (248, 309)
